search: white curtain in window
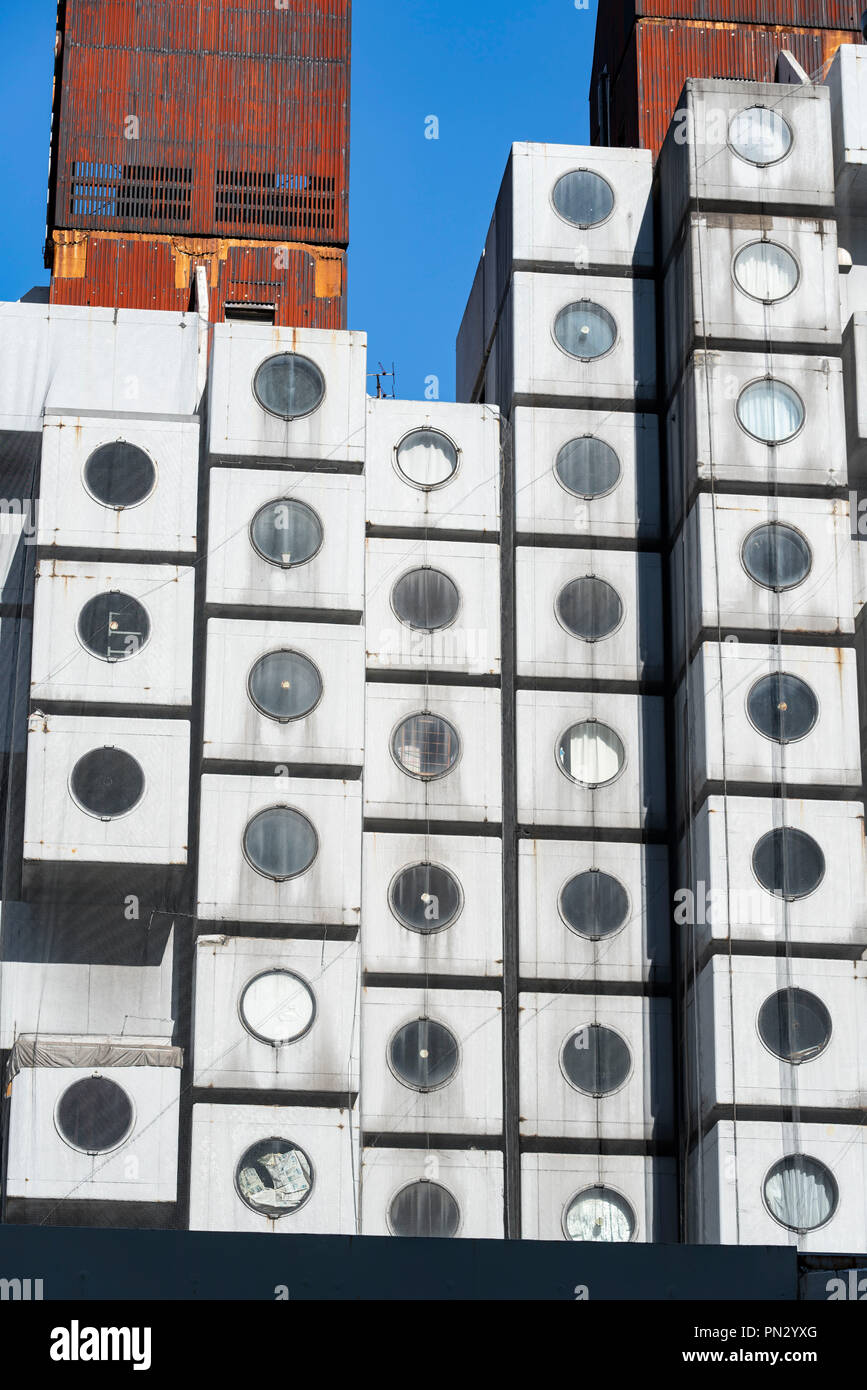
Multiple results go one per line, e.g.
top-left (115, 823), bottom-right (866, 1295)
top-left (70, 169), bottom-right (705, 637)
top-left (566, 1190), bottom-right (633, 1242)
top-left (738, 381), bottom-right (803, 443)
top-left (764, 1158), bottom-right (836, 1232)
top-left (397, 431), bottom-right (456, 487)
top-left (561, 722), bottom-right (624, 785)
top-left (735, 243), bottom-right (798, 302)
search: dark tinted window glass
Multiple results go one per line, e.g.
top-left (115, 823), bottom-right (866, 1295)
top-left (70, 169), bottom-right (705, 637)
top-left (752, 827), bottom-right (825, 900)
top-left (555, 437), bottom-right (621, 498)
top-left (560, 870), bottom-right (629, 939)
top-left (743, 524), bottom-right (811, 590)
top-left (84, 442), bottom-right (156, 509)
top-left (77, 593), bottom-right (151, 663)
top-left (243, 807), bottom-right (318, 880)
top-left (392, 569), bottom-right (460, 631)
top-left (552, 171), bottom-right (614, 227)
top-left (389, 863), bottom-right (462, 932)
top-left (758, 988), bottom-right (832, 1064)
top-left (562, 1024), bottom-right (631, 1096)
top-left (250, 500), bottom-right (323, 568)
top-left (747, 673), bottom-right (818, 743)
top-left (248, 651), bottom-right (322, 721)
top-left (390, 1018), bottom-right (459, 1090)
top-left (70, 748), bottom-right (145, 818)
top-left (56, 1077), bottom-right (134, 1153)
top-left (557, 577), bottom-right (622, 641)
top-left (253, 354), bottom-right (325, 420)
top-left (554, 302), bottom-right (617, 360)
top-left (389, 1181), bottom-right (461, 1237)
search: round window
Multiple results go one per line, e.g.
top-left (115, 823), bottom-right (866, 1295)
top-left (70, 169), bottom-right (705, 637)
top-left (69, 747), bottom-right (145, 819)
top-left (747, 672), bottom-right (818, 744)
top-left (247, 650), bottom-right (322, 722)
top-left (395, 428), bottom-right (459, 490)
top-left (249, 499), bottom-right (323, 568)
top-left (243, 806), bottom-right (318, 881)
top-left (554, 301), bottom-right (617, 360)
top-left (556, 576), bottom-right (623, 641)
top-left (253, 353), bottom-right (325, 420)
top-left (737, 379), bottom-right (804, 443)
top-left (758, 987), bottom-right (832, 1065)
top-left (392, 712), bottom-right (460, 780)
top-left (392, 568), bottom-right (460, 632)
top-left (763, 1155), bottom-right (837, 1233)
top-left (389, 1018), bottom-right (459, 1091)
top-left (389, 862), bottom-right (463, 933)
top-left (557, 720), bottom-right (625, 787)
top-left (239, 970), bottom-right (316, 1046)
top-left (752, 827), bottom-right (825, 900)
top-left (729, 106), bottom-right (793, 166)
top-left (733, 241), bottom-right (799, 303)
top-left (559, 869), bottom-right (630, 940)
top-left (561, 1024), bottom-right (632, 1096)
top-left (56, 1076), bottom-right (134, 1154)
top-left (564, 1187), bottom-right (635, 1242)
top-left (235, 1138), bottom-right (313, 1216)
top-left (742, 523), bottom-right (812, 591)
top-left (388, 1181), bottom-right (461, 1238)
top-left (555, 436), bottom-right (621, 499)
top-left (83, 442), bottom-right (156, 509)
top-left (552, 170), bottom-right (614, 228)
top-left (77, 592), bottom-right (151, 663)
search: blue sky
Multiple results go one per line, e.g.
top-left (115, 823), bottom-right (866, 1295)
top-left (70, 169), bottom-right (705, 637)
top-left (0, 0), bottom-right (597, 402)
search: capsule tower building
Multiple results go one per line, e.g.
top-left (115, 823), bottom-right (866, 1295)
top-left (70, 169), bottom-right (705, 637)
top-left (0, 0), bottom-right (866, 1253)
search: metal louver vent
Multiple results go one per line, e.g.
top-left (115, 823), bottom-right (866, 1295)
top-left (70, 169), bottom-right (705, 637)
top-left (215, 171), bottom-right (336, 232)
top-left (70, 162), bottom-right (193, 221)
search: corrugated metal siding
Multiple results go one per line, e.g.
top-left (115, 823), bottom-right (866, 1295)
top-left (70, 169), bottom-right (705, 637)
top-left (52, 0), bottom-right (350, 244)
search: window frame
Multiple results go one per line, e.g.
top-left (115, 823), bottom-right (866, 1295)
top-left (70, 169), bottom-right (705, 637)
top-left (82, 439), bottom-right (158, 512)
top-left (252, 351), bottom-right (326, 422)
top-left (238, 968), bottom-right (318, 1048)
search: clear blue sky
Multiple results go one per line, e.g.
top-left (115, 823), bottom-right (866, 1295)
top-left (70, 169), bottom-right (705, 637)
top-left (0, 0), bottom-right (596, 402)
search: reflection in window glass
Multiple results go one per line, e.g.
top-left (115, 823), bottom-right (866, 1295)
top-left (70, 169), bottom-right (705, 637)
top-left (247, 650), bottom-right (322, 722)
top-left (564, 1187), bottom-right (635, 1242)
top-left (236, 1138), bottom-right (313, 1215)
top-left (742, 523), bottom-right (811, 591)
top-left (737, 380), bottom-right (804, 443)
top-left (764, 1155), bottom-right (837, 1233)
top-left (239, 970), bottom-right (316, 1046)
top-left (556, 576), bottom-right (622, 641)
top-left (389, 1181), bottom-right (461, 1237)
top-left (555, 437), bottom-right (621, 498)
top-left (554, 301), bottom-right (617, 360)
top-left (561, 1024), bottom-right (631, 1096)
top-left (552, 170), bottom-right (614, 227)
top-left (396, 429), bottom-right (458, 489)
top-left (752, 827), bottom-right (825, 900)
top-left (389, 862), bottom-right (463, 933)
top-left (747, 672), bottom-right (818, 744)
top-left (390, 1018), bottom-right (459, 1091)
top-left (249, 499), bottom-right (323, 568)
top-left (560, 869), bottom-right (629, 939)
top-left (253, 354), bottom-right (325, 420)
top-left (758, 988), bottom-right (831, 1065)
top-left (77, 593), bottom-right (151, 663)
top-left (392, 569), bottom-right (460, 631)
top-left (392, 713), bottom-right (459, 779)
top-left (729, 107), bottom-right (793, 165)
top-left (734, 242), bottom-right (799, 302)
top-left (56, 1077), bottom-right (134, 1154)
top-left (557, 720), bottom-right (625, 787)
top-left (243, 806), bottom-right (318, 881)
top-left (70, 747), bottom-right (145, 819)
top-left (84, 442), bottom-right (156, 509)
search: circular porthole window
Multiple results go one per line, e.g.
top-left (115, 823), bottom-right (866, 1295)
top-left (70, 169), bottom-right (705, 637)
top-left (556, 720), bottom-right (625, 787)
top-left (388, 1181), bottom-right (461, 1238)
top-left (77, 592), bottom-right (151, 663)
top-left (555, 436), bottom-right (621, 499)
top-left (391, 568), bottom-right (460, 632)
top-left (247, 650), bottom-right (323, 722)
top-left (554, 301), bottom-right (617, 360)
top-left (389, 862), bottom-right (463, 934)
top-left (729, 106), bottom-right (793, 166)
top-left (552, 170), bottom-right (614, 228)
top-left (389, 1018), bottom-right (459, 1091)
top-left (556, 576), bottom-right (623, 642)
top-left (763, 1155), bottom-right (838, 1234)
top-left (83, 442), bottom-right (156, 510)
top-left (747, 672), bottom-right (818, 745)
top-left (559, 869), bottom-right (630, 940)
top-left (56, 1076), bottom-right (134, 1154)
top-left (235, 1138), bottom-right (314, 1216)
top-left (561, 1024), bottom-right (632, 1096)
top-left (253, 353), bottom-right (325, 420)
top-left (736, 379), bottom-right (804, 444)
top-left (249, 499), bottom-right (323, 569)
top-left (733, 241), bottom-right (799, 303)
top-left (69, 747), bottom-right (145, 820)
top-left (242, 806), bottom-right (318, 881)
top-left (564, 1187), bottom-right (635, 1242)
top-left (239, 970), bottom-right (317, 1046)
top-left (752, 827), bottom-right (825, 901)
top-left (395, 428), bottom-right (459, 490)
top-left (391, 712), bottom-right (460, 780)
top-left (742, 523), bottom-right (812, 591)
top-left (758, 987), bottom-right (832, 1065)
